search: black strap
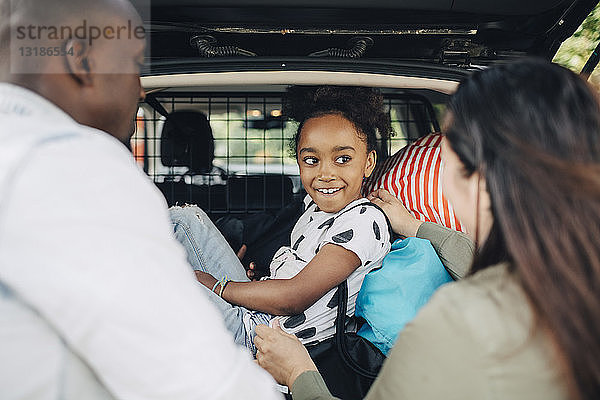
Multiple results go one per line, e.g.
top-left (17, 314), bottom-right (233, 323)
top-left (334, 280), bottom-right (379, 379)
top-left (326, 200), bottom-right (389, 380)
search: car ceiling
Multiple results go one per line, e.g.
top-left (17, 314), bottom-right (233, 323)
top-left (141, 0), bottom-right (598, 74)
top-left (147, 0), bottom-right (566, 15)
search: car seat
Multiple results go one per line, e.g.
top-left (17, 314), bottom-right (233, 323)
top-left (156, 110), bottom-right (228, 209)
top-left (156, 110), bottom-right (295, 216)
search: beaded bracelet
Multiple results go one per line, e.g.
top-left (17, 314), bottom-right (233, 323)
top-left (213, 275), bottom-right (230, 297)
top-left (218, 279), bottom-right (230, 298)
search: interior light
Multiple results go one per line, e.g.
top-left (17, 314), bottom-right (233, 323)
top-left (247, 109), bottom-right (262, 117)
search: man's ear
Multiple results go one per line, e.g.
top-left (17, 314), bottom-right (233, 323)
top-left (364, 150), bottom-right (377, 178)
top-left (64, 39), bottom-right (93, 86)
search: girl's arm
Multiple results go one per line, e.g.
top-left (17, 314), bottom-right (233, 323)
top-left (195, 243), bottom-right (361, 315)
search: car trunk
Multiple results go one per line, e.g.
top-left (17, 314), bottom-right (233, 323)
top-left (143, 0), bottom-right (598, 73)
top-left (134, 0), bottom-right (598, 220)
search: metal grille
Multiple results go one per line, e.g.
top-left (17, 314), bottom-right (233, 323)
top-left (132, 92), bottom-right (440, 217)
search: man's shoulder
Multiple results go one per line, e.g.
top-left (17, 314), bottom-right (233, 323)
top-left (0, 117), bottom-right (132, 203)
top-left (3, 117), bottom-right (164, 218)
top-left (12, 121), bottom-right (137, 175)
top-left (2, 114), bottom-right (129, 160)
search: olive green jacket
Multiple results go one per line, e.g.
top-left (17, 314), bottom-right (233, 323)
top-left (292, 222), bottom-right (567, 400)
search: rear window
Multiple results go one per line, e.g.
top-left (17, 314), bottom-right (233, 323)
top-left (133, 91), bottom-right (441, 216)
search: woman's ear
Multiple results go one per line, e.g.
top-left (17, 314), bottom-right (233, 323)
top-left (64, 39), bottom-right (93, 86)
top-left (364, 150), bottom-right (377, 178)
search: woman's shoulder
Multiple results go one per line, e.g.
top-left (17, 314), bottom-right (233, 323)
top-left (428, 264), bottom-right (534, 346)
top-left (438, 263), bottom-right (522, 304)
top-left (378, 264), bottom-right (568, 400)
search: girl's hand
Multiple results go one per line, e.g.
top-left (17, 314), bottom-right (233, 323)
top-left (367, 188), bottom-right (423, 237)
top-left (236, 244), bottom-right (263, 281)
top-left (194, 270), bottom-right (217, 290)
top-left (245, 261), bottom-right (260, 281)
top-left (254, 320), bottom-right (318, 387)
top-left (236, 244), bottom-right (248, 260)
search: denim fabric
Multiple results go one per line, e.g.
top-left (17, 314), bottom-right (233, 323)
top-left (170, 205), bottom-right (271, 353)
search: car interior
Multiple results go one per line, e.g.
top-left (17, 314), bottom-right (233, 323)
top-left (137, 87), bottom-right (442, 218)
top-left (133, 0), bottom-right (598, 279)
top-left (138, 0), bottom-right (598, 216)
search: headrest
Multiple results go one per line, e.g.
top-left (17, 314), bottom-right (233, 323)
top-left (161, 111), bottom-right (214, 173)
top-left (364, 133), bottom-right (465, 233)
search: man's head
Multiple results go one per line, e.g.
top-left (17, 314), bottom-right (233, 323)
top-left (0, 0), bottom-right (146, 145)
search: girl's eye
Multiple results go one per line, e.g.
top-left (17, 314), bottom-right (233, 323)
top-left (335, 155), bottom-right (351, 164)
top-left (303, 157), bottom-right (318, 165)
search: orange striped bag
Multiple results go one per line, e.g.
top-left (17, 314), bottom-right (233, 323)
top-left (363, 133), bottom-right (465, 233)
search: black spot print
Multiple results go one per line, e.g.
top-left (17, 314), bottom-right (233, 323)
top-left (314, 206), bottom-right (321, 212)
top-left (373, 221), bottom-right (381, 241)
top-left (284, 313), bottom-right (307, 329)
top-left (292, 235), bottom-right (305, 251)
top-left (318, 217), bottom-right (335, 230)
top-left (365, 260), bottom-right (371, 266)
top-left (315, 246), bottom-right (320, 255)
top-left (360, 207), bottom-right (367, 214)
top-left (332, 229), bottom-right (354, 244)
top-left (273, 261), bottom-right (285, 275)
top-left (309, 216), bottom-right (313, 223)
top-left (369, 266), bottom-right (383, 272)
top-left (327, 288), bottom-right (340, 308)
top-left (295, 327), bottom-right (317, 339)
top-left (293, 254), bottom-right (306, 262)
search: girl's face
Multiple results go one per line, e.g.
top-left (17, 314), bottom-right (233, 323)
top-left (441, 136), bottom-right (493, 244)
top-left (297, 114), bottom-right (376, 213)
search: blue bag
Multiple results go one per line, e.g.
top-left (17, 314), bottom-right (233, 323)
top-left (355, 237), bottom-right (452, 355)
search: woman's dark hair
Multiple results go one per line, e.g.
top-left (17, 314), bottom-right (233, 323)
top-left (284, 85), bottom-right (393, 156)
top-left (445, 58), bottom-right (600, 400)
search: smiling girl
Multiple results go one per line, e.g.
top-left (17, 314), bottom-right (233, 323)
top-left (170, 86), bottom-right (393, 353)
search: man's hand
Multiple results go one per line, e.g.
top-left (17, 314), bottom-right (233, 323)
top-left (367, 188), bottom-right (423, 237)
top-left (254, 320), bottom-right (318, 387)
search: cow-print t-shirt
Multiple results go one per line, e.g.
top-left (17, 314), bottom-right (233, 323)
top-left (269, 195), bottom-right (391, 344)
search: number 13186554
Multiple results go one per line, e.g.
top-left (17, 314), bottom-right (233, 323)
top-left (18, 47), bottom-right (75, 57)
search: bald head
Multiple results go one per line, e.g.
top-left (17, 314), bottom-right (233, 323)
top-left (1, 0), bottom-right (142, 76)
top-left (0, 0), bottom-right (146, 145)
top-left (2, 0), bottom-right (139, 30)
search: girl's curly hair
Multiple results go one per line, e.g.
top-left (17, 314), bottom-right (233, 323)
top-left (284, 86), bottom-right (393, 156)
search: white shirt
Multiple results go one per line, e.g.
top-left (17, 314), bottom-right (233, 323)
top-left (272, 196), bottom-right (391, 344)
top-left (0, 84), bottom-right (281, 400)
